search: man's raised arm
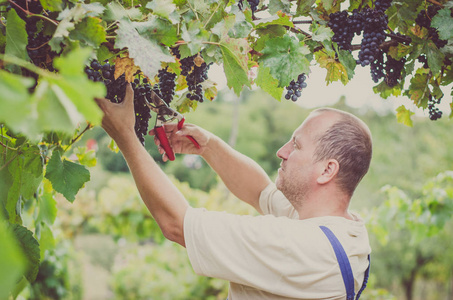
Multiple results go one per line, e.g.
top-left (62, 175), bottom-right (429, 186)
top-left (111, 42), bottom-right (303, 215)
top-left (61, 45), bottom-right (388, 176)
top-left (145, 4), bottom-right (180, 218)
top-left (153, 124), bottom-right (272, 213)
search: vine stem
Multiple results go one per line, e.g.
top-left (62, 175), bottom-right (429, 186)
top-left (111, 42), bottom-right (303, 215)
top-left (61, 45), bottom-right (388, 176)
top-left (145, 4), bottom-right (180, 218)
top-left (64, 123), bottom-right (93, 152)
top-left (0, 141), bottom-right (27, 171)
top-left (186, 1), bottom-right (199, 21)
top-left (0, 140), bottom-right (19, 151)
top-left (0, 53), bottom-right (59, 79)
top-left (0, 152), bottom-right (21, 171)
top-left (386, 32), bottom-right (412, 44)
top-left (7, 0), bottom-right (29, 15)
top-left (427, 0), bottom-right (442, 6)
top-left (203, 1), bottom-right (222, 28)
top-left (29, 14), bottom-right (59, 26)
top-left (293, 20), bottom-right (313, 24)
top-left (7, 0), bottom-right (58, 26)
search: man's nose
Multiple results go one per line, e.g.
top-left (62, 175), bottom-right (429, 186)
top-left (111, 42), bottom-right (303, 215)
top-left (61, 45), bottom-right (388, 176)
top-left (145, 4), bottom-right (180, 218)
top-left (276, 143), bottom-right (289, 160)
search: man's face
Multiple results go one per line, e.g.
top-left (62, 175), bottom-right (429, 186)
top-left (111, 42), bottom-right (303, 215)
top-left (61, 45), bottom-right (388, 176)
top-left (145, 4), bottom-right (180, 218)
top-left (275, 112), bottom-right (336, 203)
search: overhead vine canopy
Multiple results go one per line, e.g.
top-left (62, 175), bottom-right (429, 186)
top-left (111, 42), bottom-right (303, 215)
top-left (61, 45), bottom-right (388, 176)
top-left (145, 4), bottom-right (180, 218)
top-left (0, 0), bottom-right (452, 295)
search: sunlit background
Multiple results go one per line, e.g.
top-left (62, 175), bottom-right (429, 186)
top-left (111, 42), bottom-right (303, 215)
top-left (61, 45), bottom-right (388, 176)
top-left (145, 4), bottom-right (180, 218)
top-left (14, 68), bottom-right (452, 299)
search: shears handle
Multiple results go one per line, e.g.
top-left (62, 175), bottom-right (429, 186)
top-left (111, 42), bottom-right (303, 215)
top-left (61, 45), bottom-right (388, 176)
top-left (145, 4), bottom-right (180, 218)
top-left (177, 118), bottom-right (201, 150)
top-left (154, 126), bottom-right (176, 161)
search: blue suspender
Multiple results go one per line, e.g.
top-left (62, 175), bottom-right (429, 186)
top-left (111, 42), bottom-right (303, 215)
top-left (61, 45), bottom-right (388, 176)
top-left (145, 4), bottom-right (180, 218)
top-left (319, 226), bottom-right (370, 300)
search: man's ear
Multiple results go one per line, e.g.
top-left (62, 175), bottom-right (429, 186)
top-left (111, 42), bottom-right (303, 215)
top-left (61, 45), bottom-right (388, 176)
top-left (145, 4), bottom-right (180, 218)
top-left (317, 159), bottom-right (339, 184)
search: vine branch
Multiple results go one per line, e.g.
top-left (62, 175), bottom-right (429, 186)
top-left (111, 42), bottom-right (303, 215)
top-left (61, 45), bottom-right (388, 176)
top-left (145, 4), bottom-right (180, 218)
top-left (293, 20), bottom-right (313, 24)
top-left (0, 140), bottom-right (18, 151)
top-left (0, 53), bottom-right (60, 79)
top-left (0, 151), bottom-right (21, 171)
top-left (64, 123), bottom-right (93, 152)
top-left (427, 0), bottom-right (443, 6)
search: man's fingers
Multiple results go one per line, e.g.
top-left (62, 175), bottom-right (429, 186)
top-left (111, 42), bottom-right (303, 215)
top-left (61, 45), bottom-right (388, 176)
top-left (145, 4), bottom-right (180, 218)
top-left (94, 97), bottom-right (109, 111)
top-left (124, 83), bottom-right (134, 105)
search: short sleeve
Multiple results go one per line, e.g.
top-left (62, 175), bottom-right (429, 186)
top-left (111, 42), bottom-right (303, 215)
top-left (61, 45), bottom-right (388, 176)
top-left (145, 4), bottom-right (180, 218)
top-left (184, 207), bottom-right (287, 290)
top-left (259, 183), bottom-right (299, 219)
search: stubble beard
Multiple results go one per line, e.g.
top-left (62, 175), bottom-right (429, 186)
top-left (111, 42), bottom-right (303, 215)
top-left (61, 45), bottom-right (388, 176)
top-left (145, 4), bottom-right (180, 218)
top-left (276, 172), bottom-right (307, 209)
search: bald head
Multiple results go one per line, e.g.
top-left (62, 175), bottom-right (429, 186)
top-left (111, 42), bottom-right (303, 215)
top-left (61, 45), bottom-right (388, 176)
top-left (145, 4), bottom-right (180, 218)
top-left (309, 108), bottom-right (372, 196)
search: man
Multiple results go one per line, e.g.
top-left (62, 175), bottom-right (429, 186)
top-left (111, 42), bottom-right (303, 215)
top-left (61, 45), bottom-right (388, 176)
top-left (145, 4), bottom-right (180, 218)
top-left (95, 84), bottom-right (372, 299)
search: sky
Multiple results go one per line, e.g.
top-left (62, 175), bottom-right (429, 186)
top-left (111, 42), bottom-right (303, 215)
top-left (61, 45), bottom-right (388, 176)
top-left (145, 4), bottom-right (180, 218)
top-left (208, 63), bottom-right (452, 118)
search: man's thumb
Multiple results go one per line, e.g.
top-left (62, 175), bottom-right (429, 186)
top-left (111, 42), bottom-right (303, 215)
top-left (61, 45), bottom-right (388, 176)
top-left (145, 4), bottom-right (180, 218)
top-left (124, 83), bottom-right (134, 105)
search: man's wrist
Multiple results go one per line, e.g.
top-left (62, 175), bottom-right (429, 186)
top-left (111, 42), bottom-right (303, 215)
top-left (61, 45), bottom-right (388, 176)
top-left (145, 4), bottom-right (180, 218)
top-left (201, 135), bottom-right (223, 160)
top-left (112, 129), bottom-right (140, 150)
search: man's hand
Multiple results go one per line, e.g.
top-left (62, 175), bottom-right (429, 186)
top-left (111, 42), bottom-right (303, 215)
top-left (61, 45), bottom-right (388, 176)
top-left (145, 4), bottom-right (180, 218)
top-left (149, 123), bottom-right (211, 162)
top-left (95, 83), bottom-right (135, 144)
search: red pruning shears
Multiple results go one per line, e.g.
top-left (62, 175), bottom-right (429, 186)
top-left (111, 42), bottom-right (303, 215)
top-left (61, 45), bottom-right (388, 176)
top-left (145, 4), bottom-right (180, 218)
top-left (145, 91), bottom-right (200, 161)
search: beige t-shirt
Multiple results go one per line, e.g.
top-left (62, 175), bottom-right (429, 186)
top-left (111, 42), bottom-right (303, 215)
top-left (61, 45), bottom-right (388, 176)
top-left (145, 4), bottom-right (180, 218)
top-left (184, 183), bottom-right (371, 299)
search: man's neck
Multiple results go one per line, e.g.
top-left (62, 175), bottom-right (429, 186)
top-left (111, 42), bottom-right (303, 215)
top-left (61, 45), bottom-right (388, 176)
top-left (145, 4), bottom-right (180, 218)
top-left (295, 193), bottom-right (353, 221)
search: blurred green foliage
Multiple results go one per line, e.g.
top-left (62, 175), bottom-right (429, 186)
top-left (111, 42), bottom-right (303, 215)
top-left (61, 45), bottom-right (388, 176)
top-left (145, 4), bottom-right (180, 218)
top-left (12, 89), bottom-right (453, 299)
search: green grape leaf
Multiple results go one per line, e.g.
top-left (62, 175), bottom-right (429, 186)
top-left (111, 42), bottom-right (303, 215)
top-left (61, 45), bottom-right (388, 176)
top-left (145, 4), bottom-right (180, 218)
top-left (40, 0), bottom-right (63, 12)
top-left (45, 150), bottom-right (90, 202)
top-left (387, 44), bottom-right (412, 60)
top-left (96, 44), bottom-right (116, 62)
top-left (0, 155), bottom-right (14, 221)
top-left (2, 150), bottom-right (19, 223)
top-left (373, 81), bottom-right (402, 99)
top-left (423, 40), bottom-right (445, 74)
top-left (74, 146), bottom-right (97, 167)
top-left (0, 222), bottom-right (25, 300)
top-left (146, 0), bottom-right (180, 24)
top-left (32, 80), bottom-right (84, 134)
top-left (0, 26), bottom-right (6, 53)
top-left (81, 3), bottom-right (106, 17)
top-left (11, 224), bottom-right (40, 282)
top-left (407, 72), bottom-right (430, 108)
top-left (211, 15), bottom-right (236, 39)
top-left (256, 65), bottom-right (284, 101)
top-left (315, 50), bottom-right (349, 85)
top-left (268, 0), bottom-right (291, 14)
top-left (5, 10), bottom-right (29, 73)
top-left (116, 19), bottom-right (175, 79)
top-left (49, 4), bottom-right (86, 51)
top-left (51, 47), bottom-right (105, 125)
top-left (431, 8), bottom-right (453, 41)
top-left (5, 146), bottom-right (43, 223)
top-left (386, 3), bottom-right (417, 32)
top-left (219, 37), bottom-right (251, 95)
top-left (396, 105), bottom-right (414, 127)
top-left (21, 146), bottom-right (44, 199)
top-left (337, 49), bottom-right (356, 80)
top-left (430, 78), bottom-right (443, 100)
top-left (38, 223), bottom-right (55, 259)
top-left (69, 17), bottom-right (107, 48)
top-left (37, 179), bottom-right (57, 227)
top-left (0, 70), bottom-right (35, 135)
top-left (177, 95), bottom-right (198, 114)
top-left (178, 21), bottom-right (210, 58)
top-left (320, 0), bottom-right (335, 11)
top-left (296, 0), bottom-right (316, 16)
top-left (259, 35), bottom-right (310, 87)
top-left (200, 79), bottom-right (217, 101)
top-left (134, 17), bottom-right (179, 47)
top-left (104, 1), bottom-right (141, 22)
top-left (311, 24), bottom-right (334, 43)
top-left (228, 12), bottom-right (253, 39)
top-left (254, 14), bottom-right (293, 29)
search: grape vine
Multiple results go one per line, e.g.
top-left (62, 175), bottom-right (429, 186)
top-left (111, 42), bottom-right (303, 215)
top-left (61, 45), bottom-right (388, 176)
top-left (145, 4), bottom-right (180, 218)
top-left (1, 0), bottom-right (453, 297)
